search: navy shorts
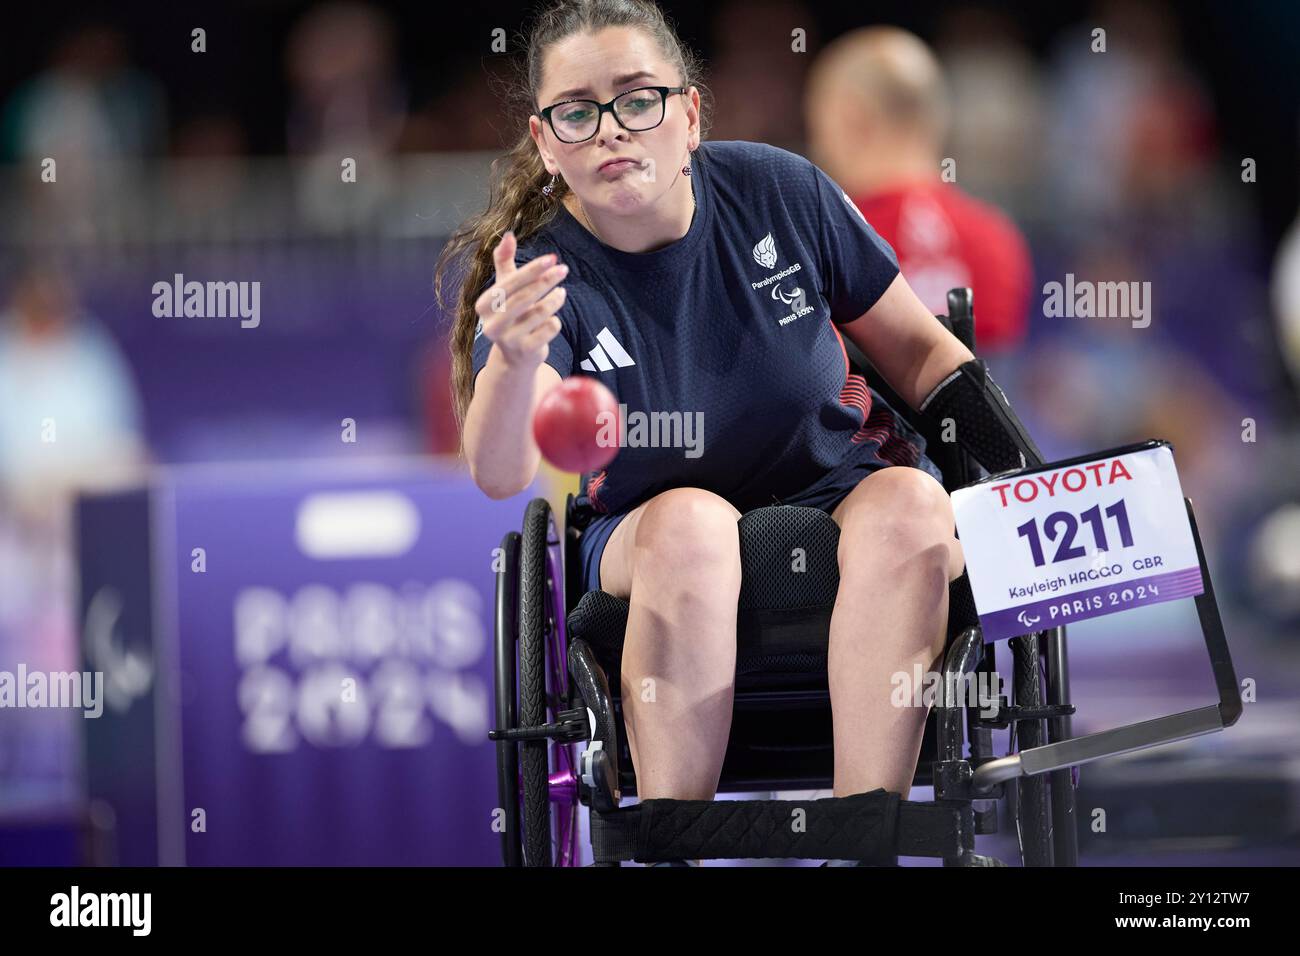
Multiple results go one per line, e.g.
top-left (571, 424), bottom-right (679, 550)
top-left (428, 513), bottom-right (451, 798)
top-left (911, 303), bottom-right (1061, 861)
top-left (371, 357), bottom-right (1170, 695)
top-left (574, 442), bottom-right (944, 597)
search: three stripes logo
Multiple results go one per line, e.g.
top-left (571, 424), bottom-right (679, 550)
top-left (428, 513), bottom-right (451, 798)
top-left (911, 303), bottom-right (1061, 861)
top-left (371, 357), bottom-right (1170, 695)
top-left (580, 327), bottom-right (637, 372)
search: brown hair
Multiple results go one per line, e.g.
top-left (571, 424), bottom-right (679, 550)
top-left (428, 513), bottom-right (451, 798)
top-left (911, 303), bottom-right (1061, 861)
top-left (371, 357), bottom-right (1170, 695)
top-left (433, 0), bottom-right (710, 455)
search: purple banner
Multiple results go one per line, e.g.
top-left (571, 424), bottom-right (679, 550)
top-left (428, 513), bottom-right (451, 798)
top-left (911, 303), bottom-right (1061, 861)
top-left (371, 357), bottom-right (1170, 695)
top-left (979, 566), bottom-right (1205, 642)
top-left (78, 459), bottom-right (534, 865)
top-left (169, 460), bottom-right (524, 865)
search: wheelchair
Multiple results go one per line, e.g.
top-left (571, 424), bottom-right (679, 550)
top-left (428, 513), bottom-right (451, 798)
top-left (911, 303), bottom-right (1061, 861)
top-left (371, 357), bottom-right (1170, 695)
top-left (488, 289), bottom-right (1242, 866)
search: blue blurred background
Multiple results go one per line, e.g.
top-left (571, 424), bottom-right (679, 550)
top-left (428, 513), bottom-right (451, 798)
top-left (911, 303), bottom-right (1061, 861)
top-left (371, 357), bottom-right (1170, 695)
top-left (1, 0), bottom-right (1299, 865)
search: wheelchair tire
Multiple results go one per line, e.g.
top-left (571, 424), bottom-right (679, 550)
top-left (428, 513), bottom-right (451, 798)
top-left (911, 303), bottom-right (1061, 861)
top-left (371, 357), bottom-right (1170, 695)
top-left (1010, 633), bottom-right (1054, 866)
top-left (517, 498), bottom-right (584, 866)
top-left (519, 498), bottom-right (554, 866)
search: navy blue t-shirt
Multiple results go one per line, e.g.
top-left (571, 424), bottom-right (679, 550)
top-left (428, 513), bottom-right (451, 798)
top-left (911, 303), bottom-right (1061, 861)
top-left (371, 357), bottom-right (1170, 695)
top-left (472, 139), bottom-right (929, 517)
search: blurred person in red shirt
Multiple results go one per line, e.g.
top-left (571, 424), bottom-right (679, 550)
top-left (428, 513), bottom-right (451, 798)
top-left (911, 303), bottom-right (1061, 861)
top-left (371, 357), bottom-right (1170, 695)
top-left (804, 27), bottom-right (1032, 353)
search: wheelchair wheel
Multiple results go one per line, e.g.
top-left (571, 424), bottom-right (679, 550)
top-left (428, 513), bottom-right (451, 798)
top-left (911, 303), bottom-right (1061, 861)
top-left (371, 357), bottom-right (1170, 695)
top-left (516, 498), bottom-right (580, 866)
top-left (1010, 633), bottom-right (1054, 866)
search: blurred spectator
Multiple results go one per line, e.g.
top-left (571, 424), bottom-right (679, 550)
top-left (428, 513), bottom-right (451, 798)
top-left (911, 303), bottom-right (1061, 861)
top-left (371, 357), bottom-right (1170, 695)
top-left (805, 25), bottom-right (1033, 352)
top-left (933, 6), bottom-right (1048, 213)
top-left (285, 2), bottom-right (406, 155)
top-left (166, 113), bottom-right (253, 225)
top-left (0, 265), bottom-right (147, 808)
top-left (285, 2), bottom-right (408, 232)
top-left (0, 23), bottom-right (166, 162)
top-left (1037, 0), bottom-right (1275, 417)
top-left (398, 58), bottom-right (517, 152)
top-left (0, 265), bottom-right (146, 522)
top-left (1044, 0), bottom-right (1217, 237)
top-left (1272, 204), bottom-right (1300, 394)
top-left (0, 22), bottom-right (166, 243)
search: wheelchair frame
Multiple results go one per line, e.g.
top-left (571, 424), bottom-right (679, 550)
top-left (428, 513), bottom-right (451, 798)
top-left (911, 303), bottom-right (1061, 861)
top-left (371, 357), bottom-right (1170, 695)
top-left (488, 289), bottom-right (1242, 866)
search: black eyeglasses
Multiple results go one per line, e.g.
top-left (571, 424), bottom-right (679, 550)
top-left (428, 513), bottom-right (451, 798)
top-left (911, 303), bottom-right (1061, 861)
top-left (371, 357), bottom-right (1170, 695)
top-left (537, 86), bottom-right (689, 144)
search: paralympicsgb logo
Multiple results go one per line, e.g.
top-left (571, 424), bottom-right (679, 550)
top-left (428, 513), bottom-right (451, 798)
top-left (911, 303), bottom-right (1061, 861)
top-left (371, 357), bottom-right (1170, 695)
top-left (749, 230), bottom-right (811, 326)
top-left (752, 232), bottom-right (778, 270)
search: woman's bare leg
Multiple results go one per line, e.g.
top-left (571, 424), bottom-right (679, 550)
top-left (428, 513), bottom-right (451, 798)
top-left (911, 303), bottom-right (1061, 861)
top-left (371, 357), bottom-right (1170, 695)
top-left (598, 487), bottom-right (743, 800)
top-left (826, 467), bottom-right (965, 799)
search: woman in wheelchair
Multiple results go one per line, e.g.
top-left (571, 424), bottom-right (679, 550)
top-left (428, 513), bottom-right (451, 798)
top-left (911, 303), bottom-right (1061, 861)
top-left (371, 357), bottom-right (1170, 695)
top-left (437, 0), bottom-right (1040, 864)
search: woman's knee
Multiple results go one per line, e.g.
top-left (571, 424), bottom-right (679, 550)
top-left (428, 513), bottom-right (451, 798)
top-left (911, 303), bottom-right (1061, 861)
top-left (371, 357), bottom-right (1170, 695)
top-left (836, 468), bottom-right (961, 575)
top-left (632, 487), bottom-right (742, 582)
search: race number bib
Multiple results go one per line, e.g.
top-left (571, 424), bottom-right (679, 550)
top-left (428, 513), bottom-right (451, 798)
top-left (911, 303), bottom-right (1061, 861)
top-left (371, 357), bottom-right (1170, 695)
top-left (952, 442), bottom-right (1204, 641)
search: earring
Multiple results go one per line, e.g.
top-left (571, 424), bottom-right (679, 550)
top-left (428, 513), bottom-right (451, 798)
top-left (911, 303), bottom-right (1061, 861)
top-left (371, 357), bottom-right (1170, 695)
top-left (542, 173), bottom-right (558, 197)
top-left (682, 161), bottom-right (692, 177)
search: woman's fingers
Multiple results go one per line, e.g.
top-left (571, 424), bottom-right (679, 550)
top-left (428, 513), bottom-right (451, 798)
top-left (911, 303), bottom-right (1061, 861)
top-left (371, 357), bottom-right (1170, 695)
top-left (476, 255), bottom-right (561, 319)
top-left (521, 314), bottom-right (563, 352)
top-left (481, 283), bottom-right (557, 340)
top-left (491, 230), bottom-right (518, 280)
top-left (476, 256), bottom-right (545, 315)
top-left (519, 288), bottom-right (567, 333)
top-left (480, 263), bottom-right (568, 333)
top-left (476, 232), bottom-right (568, 366)
top-left (513, 264), bottom-right (569, 315)
top-left (502, 290), bottom-right (564, 346)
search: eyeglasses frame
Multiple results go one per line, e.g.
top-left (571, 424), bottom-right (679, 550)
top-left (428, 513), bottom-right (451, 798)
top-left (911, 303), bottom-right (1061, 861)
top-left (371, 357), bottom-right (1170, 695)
top-left (536, 85), bottom-right (690, 143)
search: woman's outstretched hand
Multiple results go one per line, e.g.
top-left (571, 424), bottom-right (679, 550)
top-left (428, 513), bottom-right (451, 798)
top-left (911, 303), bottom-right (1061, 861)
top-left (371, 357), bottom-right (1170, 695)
top-left (475, 230), bottom-right (569, 369)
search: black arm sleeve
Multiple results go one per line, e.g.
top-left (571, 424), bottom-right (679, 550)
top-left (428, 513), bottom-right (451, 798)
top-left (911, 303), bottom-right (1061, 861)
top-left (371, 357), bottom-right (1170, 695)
top-left (918, 359), bottom-right (1044, 475)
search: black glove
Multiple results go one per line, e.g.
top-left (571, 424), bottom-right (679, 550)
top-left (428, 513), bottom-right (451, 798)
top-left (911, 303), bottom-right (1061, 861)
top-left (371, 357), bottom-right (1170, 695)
top-left (919, 359), bottom-right (1043, 475)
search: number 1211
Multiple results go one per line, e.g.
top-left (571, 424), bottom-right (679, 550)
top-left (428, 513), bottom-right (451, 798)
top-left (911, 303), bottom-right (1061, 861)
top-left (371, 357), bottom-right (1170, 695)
top-left (1016, 500), bottom-right (1133, 567)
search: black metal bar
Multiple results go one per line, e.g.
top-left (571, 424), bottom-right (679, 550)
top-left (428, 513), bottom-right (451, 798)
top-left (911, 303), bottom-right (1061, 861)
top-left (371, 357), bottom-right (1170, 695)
top-left (1185, 498), bottom-right (1243, 727)
top-left (935, 625), bottom-right (984, 866)
top-left (1025, 706), bottom-right (1226, 775)
top-left (969, 642), bottom-right (996, 761)
top-left (936, 625), bottom-right (984, 766)
top-left (1011, 631), bottom-right (1053, 865)
top-left (973, 704), bottom-right (1230, 795)
top-left (1043, 625), bottom-right (1078, 866)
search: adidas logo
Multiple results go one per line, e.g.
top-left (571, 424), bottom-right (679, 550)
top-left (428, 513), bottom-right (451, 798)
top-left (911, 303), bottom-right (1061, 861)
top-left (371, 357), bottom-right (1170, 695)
top-left (580, 327), bottom-right (636, 372)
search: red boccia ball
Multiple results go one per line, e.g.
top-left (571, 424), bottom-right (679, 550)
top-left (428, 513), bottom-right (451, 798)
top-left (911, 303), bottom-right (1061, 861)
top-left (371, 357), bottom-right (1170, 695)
top-left (532, 376), bottom-right (621, 473)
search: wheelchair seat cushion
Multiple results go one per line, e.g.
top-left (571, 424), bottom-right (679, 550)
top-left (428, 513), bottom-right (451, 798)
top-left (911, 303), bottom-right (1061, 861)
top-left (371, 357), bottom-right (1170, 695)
top-left (568, 506), bottom-right (841, 689)
top-left (736, 505), bottom-right (841, 609)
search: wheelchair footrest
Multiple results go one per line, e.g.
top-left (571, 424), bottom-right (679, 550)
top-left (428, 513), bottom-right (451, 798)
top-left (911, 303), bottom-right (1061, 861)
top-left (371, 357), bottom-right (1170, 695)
top-left (589, 790), bottom-right (969, 864)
